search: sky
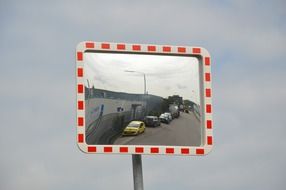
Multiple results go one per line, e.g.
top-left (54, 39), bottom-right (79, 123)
top-left (1, 0), bottom-right (286, 190)
top-left (85, 53), bottom-right (200, 103)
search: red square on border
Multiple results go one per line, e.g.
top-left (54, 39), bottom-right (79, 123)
top-left (77, 68), bottom-right (83, 77)
top-left (205, 57), bottom-right (210, 65)
top-left (178, 47), bottom-right (186, 53)
top-left (207, 120), bottom-right (212, 129)
top-left (132, 45), bottom-right (141, 51)
top-left (147, 45), bottom-right (156, 52)
top-left (207, 136), bottom-right (213, 145)
top-left (78, 134), bottom-right (84, 143)
top-left (85, 42), bottom-right (95, 48)
top-left (151, 147), bottom-right (159, 153)
top-left (205, 73), bottom-right (211, 81)
top-left (78, 101), bottom-right (84, 110)
top-left (206, 88), bottom-right (211, 97)
top-left (78, 84), bottom-right (83, 93)
top-left (206, 104), bottom-right (212, 113)
top-left (166, 148), bottom-right (174, 154)
top-left (192, 48), bottom-right (201, 54)
top-left (101, 43), bottom-right (110, 49)
top-left (196, 148), bottom-right (204, 154)
top-left (77, 52), bottom-right (83, 61)
top-left (135, 147), bottom-right (144, 153)
top-left (162, 46), bottom-right (171, 52)
top-left (104, 147), bottom-right (113, 152)
top-left (78, 117), bottom-right (84, 126)
top-left (120, 147), bottom-right (128, 153)
top-left (88, 146), bottom-right (97, 152)
top-left (117, 44), bottom-right (126, 50)
top-left (181, 148), bottom-right (190, 154)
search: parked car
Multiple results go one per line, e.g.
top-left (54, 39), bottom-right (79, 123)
top-left (169, 104), bottom-right (180, 118)
top-left (144, 116), bottom-right (161, 127)
top-left (159, 114), bottom-right (170, 124)
top-left (164, 112), bottom-right (172, 121)
top-left (123, 121), bottom-right (145, 136)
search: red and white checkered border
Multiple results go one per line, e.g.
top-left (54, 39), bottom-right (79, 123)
top-left (76, 41), bottom-right (213, 156)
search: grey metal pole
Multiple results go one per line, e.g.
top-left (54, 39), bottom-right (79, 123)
top-left (143, 74), bottom-right (146, 95)
top-left (143, 74), bottom-right (148, 116)
top-left (132, 154), bottom-right (144, 190)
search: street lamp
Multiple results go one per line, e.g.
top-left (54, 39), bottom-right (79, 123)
top-left (124, 70), bottom-right (146, 95)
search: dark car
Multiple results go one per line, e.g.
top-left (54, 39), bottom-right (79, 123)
top-left (144, 116), bottom-right (161, 127)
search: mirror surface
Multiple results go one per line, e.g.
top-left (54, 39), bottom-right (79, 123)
top-left (84, 52), bottom-right (202, 146)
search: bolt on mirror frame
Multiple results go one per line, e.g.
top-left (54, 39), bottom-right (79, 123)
top-left (76, 42), bottom-right (213, 156)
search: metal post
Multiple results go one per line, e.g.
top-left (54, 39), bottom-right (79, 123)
top-left (132, 154), bottom-right (144, 190)
top-left (143, 74), bottom-right (146, 95)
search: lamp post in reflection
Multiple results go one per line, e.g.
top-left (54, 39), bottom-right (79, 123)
top-left (125, 70), bottom-right (148, 118)
top-left (124, 70), bottom-right (146, 95)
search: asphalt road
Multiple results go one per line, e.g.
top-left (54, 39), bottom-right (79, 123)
top-left (114, 111), bottom-right (201, 146)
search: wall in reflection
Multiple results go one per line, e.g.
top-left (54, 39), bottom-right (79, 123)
top-left (85, 89), bottom-right (200, 145)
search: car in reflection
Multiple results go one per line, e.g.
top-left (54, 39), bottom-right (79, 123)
top-left (144, 116), bottom-right (161, 127)
top-left (169, 104), bottom-right (180, 118)
top-left (122, 121), bottom-right (145, 136)
top-left (159, 114), bottom-right (170, 124)
top-left (164, 112), bottom-right (172, 121)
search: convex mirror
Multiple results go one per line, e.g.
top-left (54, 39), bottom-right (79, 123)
top-left (76, 42), bottom-right (213, 156)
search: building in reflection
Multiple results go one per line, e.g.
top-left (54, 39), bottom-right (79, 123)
top-left (84, 87), bottom-right (199, 145)
top-left (85, 87), bottom-right (163, 145)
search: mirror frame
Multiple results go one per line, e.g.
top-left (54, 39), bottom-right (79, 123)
top-left (76, 42), bottom-right (213, 156)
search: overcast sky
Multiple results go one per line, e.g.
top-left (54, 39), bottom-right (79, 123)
top-left (1, 1), bottom-right (286, 190)
top-left (85, 53), bottom-right (200, 103)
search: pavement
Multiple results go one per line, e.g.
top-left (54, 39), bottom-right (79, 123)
top-left (114, 111), bottom-right (201, 146)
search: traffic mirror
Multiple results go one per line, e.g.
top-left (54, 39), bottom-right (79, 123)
top-left (76, 42), bottom-right (213, 156)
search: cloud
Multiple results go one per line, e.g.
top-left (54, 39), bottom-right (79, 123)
top-left (176, 84), bottom-right (187, 90)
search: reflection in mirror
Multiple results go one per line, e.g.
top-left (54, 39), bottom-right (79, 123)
top-left (84, 52), bottom-right (201, 146)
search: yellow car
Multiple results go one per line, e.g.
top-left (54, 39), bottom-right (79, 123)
top-left (123, 121), bottom-right (145, 136)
